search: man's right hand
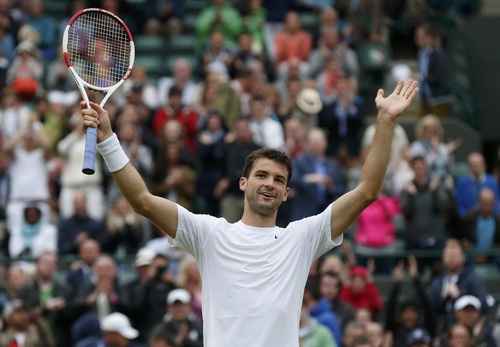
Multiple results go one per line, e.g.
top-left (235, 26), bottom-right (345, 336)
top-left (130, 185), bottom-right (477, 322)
top-left (81, 101), bottom-right (113, 143)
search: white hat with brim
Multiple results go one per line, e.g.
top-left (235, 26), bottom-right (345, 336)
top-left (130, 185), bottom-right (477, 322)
top-left (101, 312), bottom-right (139, 340)
top-left (296, 88), bottom-right (323, 115)
top-left (454, 295), bottom-right (481, 311)
top-left (167, 288), bottom-right (192, 305)
top-left (134, 247), bottom-right (156, 267)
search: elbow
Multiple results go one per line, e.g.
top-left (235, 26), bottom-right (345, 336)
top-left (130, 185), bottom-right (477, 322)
top-left (357, 184), bottom-right (380, 205)
top-left (129, 192), bottom-right (152, 217)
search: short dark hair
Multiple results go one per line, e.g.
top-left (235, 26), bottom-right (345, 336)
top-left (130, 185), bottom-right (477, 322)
top-left (243, 148), bottom-right (293, 185)
top-left (351, 336), bottom-right (374, 347)
top-left (168, 85), bottom-right (183, 98)
top-left (149, 325), bottom-right (175, 345)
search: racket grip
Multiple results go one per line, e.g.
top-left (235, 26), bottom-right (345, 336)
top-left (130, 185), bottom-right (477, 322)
top-left (82, 126), bottom-right (97, 175)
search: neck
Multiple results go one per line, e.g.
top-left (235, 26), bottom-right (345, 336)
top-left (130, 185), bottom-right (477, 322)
top-left (240, 208), bottom-right (277, 228)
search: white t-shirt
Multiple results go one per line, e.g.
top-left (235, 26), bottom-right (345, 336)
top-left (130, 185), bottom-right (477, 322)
top-left (169, 204), bottom-right (342, 347)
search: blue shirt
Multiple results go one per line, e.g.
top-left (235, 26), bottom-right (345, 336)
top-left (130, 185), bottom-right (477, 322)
top-left (475, 216), bottom-right (495, 252)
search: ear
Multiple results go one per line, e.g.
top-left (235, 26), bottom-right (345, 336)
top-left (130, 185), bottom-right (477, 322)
top-left (239, 177), bottom-right (247, 192)
top-left (282, 187), bottom-right (290, 202)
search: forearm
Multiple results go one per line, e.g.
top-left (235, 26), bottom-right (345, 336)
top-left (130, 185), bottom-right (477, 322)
top-left (359, 115), bottom-right (396, 199)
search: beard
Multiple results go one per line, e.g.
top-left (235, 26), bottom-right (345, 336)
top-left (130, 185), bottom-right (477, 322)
top-left (246, 191), bottom-right (281, 217)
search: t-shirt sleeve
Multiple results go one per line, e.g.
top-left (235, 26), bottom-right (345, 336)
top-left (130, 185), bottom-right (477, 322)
top-left (168, 204), bottom-right (219, 257)
top-left (292, 204), bottom-right (343, 260)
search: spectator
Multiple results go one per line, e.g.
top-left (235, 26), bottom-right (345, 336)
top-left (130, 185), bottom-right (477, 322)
top-left (153, 86), bottom-right (199, 155)
top-left (453, 295), bottom-right (496, 347)
top-left (149, 325), bottom-right (176, 347)
top-left (19, 252), bottom-right (72, 346)
top-left (195, 0), bottom-right (242, 50)
top-left (120, 248), bottom-right (174, 343)
top-left (353, 308), bottom-right (372, 326)
top-left (99, 312), bottom-right (141, 347)
top-left (194, 110), bottom-right (226, 216)
top-left (400, 155), bottom-right (449, 271)
top-left (200, 30), bottom-right (234, 79)
top-left (99, 0), bottom-right (138, 36)
top-left (303, 277), bottom-right (342, 345)
top-left (385, 257), bottom-right (437, 346)
top-left (414, 23), bottom-right (452, 117)
top-left (157, 58), bottom-right (200, 108)
top-left (143, 0), bottom-right (184, 36)
top-left (66, 239), bottom-right (101, 293)
top-left (57, 190), bottom-right (104, 255)
top-left (315, 56), bottom-right (345, 104)
top-left (455, 152), bottom-right (500, 217)
top-left (339, 265), bottom-right (383, 317)
top-left (365, 322), bottom-right (385, 347)
top-left (125, 66), bottom-right (160, 111)
top-left (274, 11), bottom-right (312, 80)
top-left (249, 94), bottom-right (285, 149)
top-left (152, 289), bottom-right (203, 347)
top-left (157, 119), bottom-right (193, 168)
top-left (458, 187), bottom-right (500, 264)
top-left (406, 328), bottom-right (432, 347)
top-left (57, 113), bottom-right (106, 220)
top-left (175, 257), bottom-right (202, 322)
top-left (409, 114), bottom-right (459, 181)
top-left (319, 270), bottom-right (355, 328)
top-left (7, 40), bottom-right (43, 102)
top-left (309, 25), bottom-right (359, 79)
top-left (351, 192), bottom-right (401, 274)
top-left (5, 115), bottom-right (51, 232)
top-left (318, 77), bottom-right (364, 159)
top-left (299, 298), bottom-right (337, 347)
top-left (445, 323), bottom-right (471, 347)
top-left (101, 196), bottom-right (143, 257)
top-left (213, 117), bottom-right (260, 222)
top-left (71, 255), bottom-right (126, 321)
top-left (0, 265), bottom-right (26, 311)
top-left (0, 86), bottom-right (32, 146)
top-left (8, 204), bottom-right (57, 259)
top-left (25, 0), bottom-right (56, 60)
top-left (342, 321), bottom-right (366, 347)
top-left (0, 299), bottom-right (54, 346)
top-left (243, 0), bottom-right (266, 55)
top-left (230, 67), bottom-right (254, 118)
top-left (151, 143), bottom-right (196, 211)
top-left (290, 127), bottom-right (345, 221)
top-left (428, 239), bottom-right (490, 328)
top-left (281, 116), bottom-right (307, 158)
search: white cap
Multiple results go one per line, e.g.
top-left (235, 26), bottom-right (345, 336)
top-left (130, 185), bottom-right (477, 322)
top-left (296, 88), bottom-right (323, 115)
top-left (454, 295), bottom-right (481, 311)
top-left (101, 312), bottom-right (139, 339)
top-left (167, 288), bottom-right (191, 305)
top-left (134, 248), bottom-right (156, 267)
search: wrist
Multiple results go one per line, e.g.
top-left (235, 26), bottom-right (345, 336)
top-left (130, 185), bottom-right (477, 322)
top-left (97, 133), bottom-right (129, 172)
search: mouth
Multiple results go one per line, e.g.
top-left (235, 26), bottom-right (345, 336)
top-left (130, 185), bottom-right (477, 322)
top-left (259, 191), bottom-right (275, 200)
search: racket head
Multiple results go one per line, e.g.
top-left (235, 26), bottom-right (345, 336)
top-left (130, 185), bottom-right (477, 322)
top-left (62, 8), bottom-right (135, 92)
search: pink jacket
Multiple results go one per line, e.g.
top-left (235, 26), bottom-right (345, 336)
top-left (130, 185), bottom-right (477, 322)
top-left (354, 196), bottom-right (401, 247)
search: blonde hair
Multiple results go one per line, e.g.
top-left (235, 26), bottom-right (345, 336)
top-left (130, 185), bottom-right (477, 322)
top-left (415, 114), bottom-right (443, 140)
top-left (176, 256), bottom-right (201, 288)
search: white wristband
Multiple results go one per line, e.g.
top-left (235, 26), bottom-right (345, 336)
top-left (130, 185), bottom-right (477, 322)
top-left (96, 133), bottom-right (129, 172)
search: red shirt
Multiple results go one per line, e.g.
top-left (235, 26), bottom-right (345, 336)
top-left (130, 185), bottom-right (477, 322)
top-left (153, 106), bottom-right (199, 153)
top-left (339, 282), bottom-right (384, 315)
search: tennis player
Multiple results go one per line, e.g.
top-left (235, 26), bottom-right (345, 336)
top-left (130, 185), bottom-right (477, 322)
top-left (81, 80), bottom-right (419, 346)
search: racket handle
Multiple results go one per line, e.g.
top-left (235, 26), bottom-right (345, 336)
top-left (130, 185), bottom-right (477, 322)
top-left (82, 126), bottom-right (97, 175)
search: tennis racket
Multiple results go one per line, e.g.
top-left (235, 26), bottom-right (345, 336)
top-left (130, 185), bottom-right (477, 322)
top-left (62, 8), bottom-right (135, 175)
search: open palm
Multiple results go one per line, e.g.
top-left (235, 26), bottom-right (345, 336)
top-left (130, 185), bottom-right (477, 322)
top-left (375, 80), bottom-right (419, 119)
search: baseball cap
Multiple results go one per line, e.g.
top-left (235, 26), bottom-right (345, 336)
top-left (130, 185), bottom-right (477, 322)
top-left (454, 295), bottom-right (481, 311)
top-left (101, 312), bottom-right (139, 340)
top-left (167, 289), bottom-right (191, 305)
top-left (407, 328), bottom-right (431, 345)
top-left (2, 300), bottom-right (27, 319)
top-left (350, 266), bottom-right (368, 278)
top-left (134, 248), bottom-right (156, 267)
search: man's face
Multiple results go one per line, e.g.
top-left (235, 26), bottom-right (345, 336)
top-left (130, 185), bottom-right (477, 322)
top-left (37, 253), bottom-right (57, 280)
top-left (103, 331), bottom-right (127, 347)
top-left (240, 159), bottom-right (289, 217)
top-left (468, 154), bottom-right (485, 178)
top-left (80, 240), bottom-right (100, 266)
top-left (400, 306), bottom-right (419, 329)
top-left (455, 307), bottom-right (480, 328)
top-left (319, 275), bottom-right (339, 301)
top-left (168, 302), bottom-right (191, 321)
top-left (442, 246), bottom-right (465, 273)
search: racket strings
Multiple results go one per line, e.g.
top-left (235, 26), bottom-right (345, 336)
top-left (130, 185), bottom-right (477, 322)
top-left (67, 11), bottom-right (131, 88)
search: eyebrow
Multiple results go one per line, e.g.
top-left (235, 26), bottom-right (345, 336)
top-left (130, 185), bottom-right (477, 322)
top-left (254, 170), bottom-right (287, 181)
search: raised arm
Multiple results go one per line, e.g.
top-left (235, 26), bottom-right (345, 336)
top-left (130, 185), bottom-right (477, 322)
top-left (81, 102), bottom-right (178, 238)
top-left (330, 80), bottom-right (419, 238)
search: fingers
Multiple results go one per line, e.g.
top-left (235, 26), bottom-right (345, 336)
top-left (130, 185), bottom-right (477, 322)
top-left (402, 80), bottom-right (419, 99)
top-left (392, 80), bottom-right (404, 95)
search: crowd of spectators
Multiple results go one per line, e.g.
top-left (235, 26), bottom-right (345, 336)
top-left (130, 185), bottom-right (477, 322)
top-left (0, 0), bottom-right (495, 346)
